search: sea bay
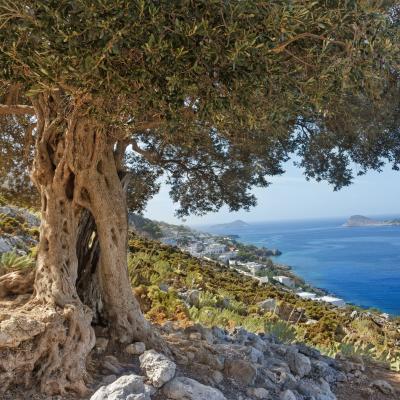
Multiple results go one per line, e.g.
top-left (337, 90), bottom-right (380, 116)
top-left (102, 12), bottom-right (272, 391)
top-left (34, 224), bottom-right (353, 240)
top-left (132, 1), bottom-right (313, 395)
top-left (208, 217), bottom-right (400, 315)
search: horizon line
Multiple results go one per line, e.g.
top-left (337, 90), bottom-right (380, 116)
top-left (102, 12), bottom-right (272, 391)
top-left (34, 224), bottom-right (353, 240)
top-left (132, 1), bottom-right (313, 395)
top-left (188, 211), bottom-right (400, 227)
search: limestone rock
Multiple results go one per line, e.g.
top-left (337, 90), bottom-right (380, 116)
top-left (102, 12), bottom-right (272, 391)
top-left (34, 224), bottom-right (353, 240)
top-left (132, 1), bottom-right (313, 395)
top-left (295, 343), bottom-right (321, 359)
top-left (199, 326), bottom-right (215, 344)
top-left (287, 349), bottom-right (311, 378)
top-left (90, 374), bottom-right (149, 400)
top-left (370, 379), bottom-right (395, 395)
top-left (212, 370), bottom-right (224, 384)
top-left (336, 354), bottom-right (364, 373)
top-left (189, 332), bottom-right (202, 341)
top-left (258, 298), bottom-right (276, 312)
top-left (0, 237), bottom-right (12, 253)
top-left (296, 378), bottom-right (336, 400)
top-left (246, 387), bottom-right (269, 399)
top-left (311, 360), bottom-right (341, 383)
top-left (139, 349), bottom-right (176, 388)
top-left (232, 326), bottom-right (250, 343)
top-left (247, 346), bottom-right (264, 364)
top-left (163, 376), bottom-right (227, 400)
top-left (144, 384), bottom-right (157, 397)
top-left (247, 334), bottom-right (268, 352)
top-left (224, 359), bottom-right (257, 385)
top-left (280, 390), bottom-right (297, 400)
top-left (187, 290), bottom-right (201, 307)
top-left (211, 326), bottom-right (227, 341)
top-left (189, 362), bottom-right (217, 385)
top-left (126, 342), bottom-right (146, 355)
top-left (279, 371), bottom-right (298, 390)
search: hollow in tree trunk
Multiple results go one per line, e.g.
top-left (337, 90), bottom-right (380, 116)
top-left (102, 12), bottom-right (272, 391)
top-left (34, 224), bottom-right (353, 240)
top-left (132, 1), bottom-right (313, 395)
top-left (0, 93), bottom-right (165, 395)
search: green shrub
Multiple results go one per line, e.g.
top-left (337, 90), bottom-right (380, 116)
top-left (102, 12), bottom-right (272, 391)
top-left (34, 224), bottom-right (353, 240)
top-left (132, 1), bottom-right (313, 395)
top-left (0, 251), bottom-right (35, 275)
top-left (264, 319), bottom-right (297, 344)
top-left (198, 291), bottom-right (219, 308)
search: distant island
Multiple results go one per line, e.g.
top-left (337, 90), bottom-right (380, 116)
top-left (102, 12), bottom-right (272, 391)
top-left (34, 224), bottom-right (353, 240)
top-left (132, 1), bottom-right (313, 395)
top-left (344, 215), bottom-right (400, 227)
top-left (209, 219), bottom-right (249, 230)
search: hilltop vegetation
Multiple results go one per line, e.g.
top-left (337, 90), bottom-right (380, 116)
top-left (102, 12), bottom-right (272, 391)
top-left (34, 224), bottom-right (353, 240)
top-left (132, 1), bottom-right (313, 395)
top-left (127, 236), bottom-right (400, 371)
top-left (1, 204), bottom-right (398, 373)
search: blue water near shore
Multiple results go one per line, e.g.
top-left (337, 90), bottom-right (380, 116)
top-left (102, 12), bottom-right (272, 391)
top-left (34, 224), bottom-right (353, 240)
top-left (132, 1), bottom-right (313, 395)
top-left (207, 217), bottom-right (400, 315)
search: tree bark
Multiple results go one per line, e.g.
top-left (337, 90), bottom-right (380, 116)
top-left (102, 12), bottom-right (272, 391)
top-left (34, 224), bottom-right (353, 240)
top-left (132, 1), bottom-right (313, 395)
top-left (84, 143), bottom-right (161, 346)
top-left (0, 93), bottom-right (96, 395)
top-left (0, 92), bottom-right (166, 395)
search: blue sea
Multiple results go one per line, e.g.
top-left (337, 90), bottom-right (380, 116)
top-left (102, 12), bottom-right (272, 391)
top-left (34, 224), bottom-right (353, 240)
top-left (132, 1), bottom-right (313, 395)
top-left (207, 217), bottom-right (400, 315)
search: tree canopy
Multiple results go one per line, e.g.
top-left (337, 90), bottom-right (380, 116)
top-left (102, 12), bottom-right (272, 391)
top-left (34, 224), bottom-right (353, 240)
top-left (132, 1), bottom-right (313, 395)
top-left (0, 0), bottom-right (399, 214)
top-left (1, 1), bottom-right (400, 395)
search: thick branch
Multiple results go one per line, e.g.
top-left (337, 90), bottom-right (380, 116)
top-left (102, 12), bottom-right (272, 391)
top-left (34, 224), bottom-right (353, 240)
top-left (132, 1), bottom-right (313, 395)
top-left (130, 139), bottom-right (159, 162)
top-left (0, 104), bottom-right (35, 116)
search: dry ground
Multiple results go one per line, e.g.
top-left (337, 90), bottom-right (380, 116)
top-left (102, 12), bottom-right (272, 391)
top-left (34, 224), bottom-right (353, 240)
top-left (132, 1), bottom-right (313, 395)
top-left (335, 360), bottom-right (400, 400)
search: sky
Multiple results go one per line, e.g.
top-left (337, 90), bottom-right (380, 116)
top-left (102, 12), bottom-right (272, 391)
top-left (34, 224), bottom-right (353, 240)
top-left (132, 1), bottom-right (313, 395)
top-left (143, 161), bottom-right (400, 226)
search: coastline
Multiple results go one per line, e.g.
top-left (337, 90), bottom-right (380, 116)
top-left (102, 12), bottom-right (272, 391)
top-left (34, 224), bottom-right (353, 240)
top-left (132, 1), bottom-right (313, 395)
top-left (207, 220), bottom-right (400, 316)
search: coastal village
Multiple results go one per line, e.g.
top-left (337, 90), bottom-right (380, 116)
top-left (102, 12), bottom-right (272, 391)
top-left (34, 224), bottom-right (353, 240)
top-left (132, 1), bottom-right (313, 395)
top-left (1, 204), bottom-right (399, 400)
top-left (157, 220), bottom-right (348, 310)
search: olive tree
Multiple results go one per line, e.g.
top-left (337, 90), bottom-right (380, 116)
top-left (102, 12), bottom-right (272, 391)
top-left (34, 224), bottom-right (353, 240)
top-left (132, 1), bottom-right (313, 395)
top-left (0, 0), bottom-right (399, 395)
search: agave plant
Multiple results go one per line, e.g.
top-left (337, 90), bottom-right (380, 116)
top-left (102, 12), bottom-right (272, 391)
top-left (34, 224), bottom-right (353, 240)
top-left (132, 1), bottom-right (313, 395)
top-left (0, 251), bottom-right (35, 275)
top-left (264, 319), bottom-right (297, 344)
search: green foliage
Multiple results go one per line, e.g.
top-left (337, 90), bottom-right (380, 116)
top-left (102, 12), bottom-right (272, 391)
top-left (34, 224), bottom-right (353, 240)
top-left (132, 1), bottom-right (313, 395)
top-left (142, 222), bottom-right (163, 239)
top-left (0, 212), bottom-right (39, 238)
top-left (0, 213), bottom-right (24, 234)
top-left (197, 291), bottom-right (217, 308)
top-left (145, 285), bottom-right (190, 325)
top-left (125, 235), bottom-right (400, 370)
top-left (1, 2), bottom-right (399, 214)
top-left (0, 115), bottom-right (38, 209)
top-left (184, 270), bottom-right (203, 289)
top-left (0, 251), bottom-right (35, 275)
top-left (264, 320), bottom-right (297, 344)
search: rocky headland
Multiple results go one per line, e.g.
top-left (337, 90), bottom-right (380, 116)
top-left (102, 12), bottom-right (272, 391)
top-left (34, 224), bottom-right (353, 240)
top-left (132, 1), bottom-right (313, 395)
top-left (344, 215), bottom-right (400, 227)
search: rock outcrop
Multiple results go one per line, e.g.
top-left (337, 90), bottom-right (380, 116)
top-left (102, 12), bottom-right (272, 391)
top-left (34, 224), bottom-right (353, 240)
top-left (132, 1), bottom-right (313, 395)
top-left (139, 349), bottom-right (176, 388)
top-left (90, 374), bottom-right (150, 400)
top-left (163, 376), bottom-right (227, 400)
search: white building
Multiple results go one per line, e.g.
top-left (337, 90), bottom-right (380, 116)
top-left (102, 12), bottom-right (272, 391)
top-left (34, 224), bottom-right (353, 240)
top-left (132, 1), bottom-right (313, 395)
top-left (218, 251), bottom-right (238, 263)
top-left (185, 242), bottom-right (204, 256)
top-left (229, 260), bottom-right (264, 275)
top-left (316, 296), bottom-right (346, 307)
top-left (297, 292), bottom-right (316, 300)
top-left (258, 276), bottom-right (269, 284)
top-left (273, 275), bottom-right (295, 288)
top-left (205, 243), bottom-right (227, 255)
top-left (246, 262), bottom-right (264, 275)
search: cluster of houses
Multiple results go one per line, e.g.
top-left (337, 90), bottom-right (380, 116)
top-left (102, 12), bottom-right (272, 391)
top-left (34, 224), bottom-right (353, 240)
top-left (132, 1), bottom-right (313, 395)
top-left (166, 236), bottom-right (241, 262)
top-left (229, 260), bottom-right (265, 274)
top-left (161, 232), bottom-right (347, 310)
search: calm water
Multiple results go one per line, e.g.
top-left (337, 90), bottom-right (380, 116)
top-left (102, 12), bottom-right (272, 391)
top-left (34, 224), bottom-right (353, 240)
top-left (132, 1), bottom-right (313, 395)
top-left (207, 218), bottom-right (400, 315)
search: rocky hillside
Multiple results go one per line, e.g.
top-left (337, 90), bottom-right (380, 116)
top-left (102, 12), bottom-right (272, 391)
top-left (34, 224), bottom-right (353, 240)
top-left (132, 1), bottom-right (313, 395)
top-left (1, 204), bottom-right (399, 399)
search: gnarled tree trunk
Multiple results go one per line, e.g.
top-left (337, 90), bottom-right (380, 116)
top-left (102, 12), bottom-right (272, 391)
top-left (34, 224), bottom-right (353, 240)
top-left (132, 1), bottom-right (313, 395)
top-left (83, 140), bottom-right (160, 346)
top-left (0, 92), bottom-right (165, 395)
